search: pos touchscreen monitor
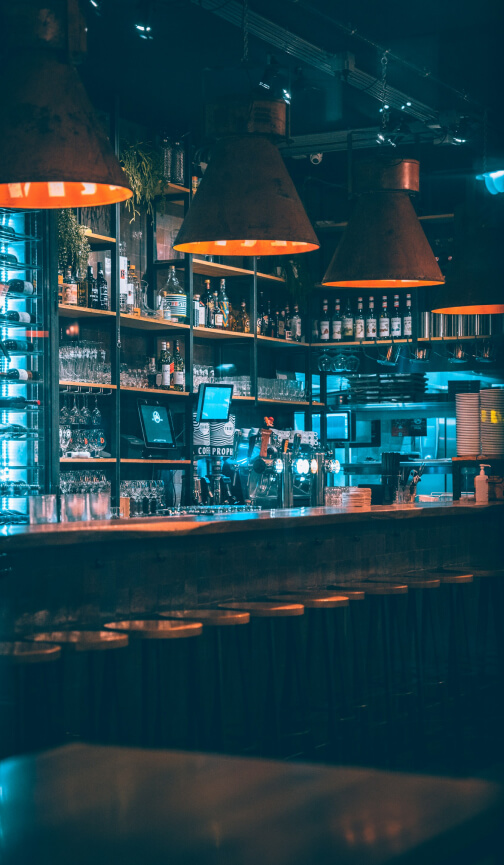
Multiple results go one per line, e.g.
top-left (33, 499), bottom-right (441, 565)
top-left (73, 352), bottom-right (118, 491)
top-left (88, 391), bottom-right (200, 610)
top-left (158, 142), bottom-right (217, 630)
top-left (196, 383), bottom-right (233, 422)
top-left (138, 401), bottom-right (176, 450)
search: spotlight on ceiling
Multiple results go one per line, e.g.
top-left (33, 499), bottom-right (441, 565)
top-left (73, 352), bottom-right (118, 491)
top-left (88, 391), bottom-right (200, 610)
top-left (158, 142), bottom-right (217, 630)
top-left (135, 1), bottom-right (153, 39)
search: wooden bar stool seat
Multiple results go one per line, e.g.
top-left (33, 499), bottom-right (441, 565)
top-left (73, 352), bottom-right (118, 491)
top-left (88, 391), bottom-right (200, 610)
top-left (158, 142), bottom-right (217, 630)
top-left (269, 593), bottom-right (349, 609)
top-left (0, 641), bottom-right (61, 759)
top-left (218, 601), bottom-right (307, 758)
top-left (25, 630), bottom-right (129, 747)
top-left (160, 610), bottom-right (250, 753)
top-left (104, 619), bottom-right (203, 749)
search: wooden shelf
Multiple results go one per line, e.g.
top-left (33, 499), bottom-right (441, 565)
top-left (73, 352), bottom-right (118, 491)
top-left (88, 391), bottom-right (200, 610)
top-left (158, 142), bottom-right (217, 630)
top-left (120, 313), bottom-right (190, 332)
top-left (156, 258), bottom-right (285, 282)
top-left (59, 304), bottom-right (115, 319)
top-left (59, 381), bottom-right (116, 390)
top-left (193, 326), bottom-right (253, 341)
top-left (257, 398), bottom-right (310, 407)
top-left (258, 335), bottom-right (308, 347)
top-left (120, 459), bottom-right (191, 465)
top-left (120, 386), bottom-right (189, 397)
top-left (60, 457), bottom-right (116, 463)
top-left (311, 338), bottom-right (413, 347)
top-left (418, 335), bottom-right (494, 342)
top-left (83, 230), bottom-right (116, 250)
top-left (232, 395), bottom-right (255, 402)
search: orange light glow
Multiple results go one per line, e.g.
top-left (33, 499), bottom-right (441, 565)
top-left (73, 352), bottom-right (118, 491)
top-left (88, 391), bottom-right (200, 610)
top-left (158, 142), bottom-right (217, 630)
top-left (0, 181), bottom-right (133, 209)
top-left (322, 279), bottom-right (444, 288)
top-left (173, 239), bottom-right (319, 256)
top-left (431, 304), bottom-right (504, 314)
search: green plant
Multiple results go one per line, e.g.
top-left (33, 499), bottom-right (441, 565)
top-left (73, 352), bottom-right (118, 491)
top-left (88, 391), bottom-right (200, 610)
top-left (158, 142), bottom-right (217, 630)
top-left (57, 209), bottom-right (91, 275)
top-left (120, 140), bottom-right (164, 221)
top-left (283, 255), bottom-right (317, 306)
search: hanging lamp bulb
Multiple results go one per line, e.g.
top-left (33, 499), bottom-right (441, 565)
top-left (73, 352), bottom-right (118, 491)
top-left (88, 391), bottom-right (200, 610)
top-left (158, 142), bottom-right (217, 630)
top-left (0, 2), bottom-right (132, 209)
top-left (322, 158), bottom-right (444, 288)
top-left (173, 100), bottom-right (318, 256)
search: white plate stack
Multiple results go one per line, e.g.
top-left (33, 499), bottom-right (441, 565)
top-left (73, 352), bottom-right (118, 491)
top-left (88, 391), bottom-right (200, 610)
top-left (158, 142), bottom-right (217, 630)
top-left (456, 393), bottom-right (480, 456)
top-left (340, 487), bottom-right (372, 512)
top-left (480, 388), bottom-right (504, 456)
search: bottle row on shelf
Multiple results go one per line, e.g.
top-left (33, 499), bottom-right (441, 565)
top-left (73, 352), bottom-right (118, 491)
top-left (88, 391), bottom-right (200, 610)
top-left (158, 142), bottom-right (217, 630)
top-left (315, 294), bottom-right (412, 343)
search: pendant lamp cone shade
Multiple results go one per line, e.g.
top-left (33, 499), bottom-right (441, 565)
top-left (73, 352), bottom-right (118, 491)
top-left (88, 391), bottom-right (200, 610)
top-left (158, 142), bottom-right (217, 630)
top-left (322, 158), bottom-right (444, 288)
top-left (0, 49), bottom-right (133, 209)
top-left (173, 136), bottom-right (319, 256)
top-left (429, 200), bottom-right (504, 314)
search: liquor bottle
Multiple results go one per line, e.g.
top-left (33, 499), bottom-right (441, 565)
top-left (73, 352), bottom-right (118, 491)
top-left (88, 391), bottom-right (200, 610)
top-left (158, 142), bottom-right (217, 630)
top-left (0, 279), bottom-right (36, 298)
top-left (272, 307), bottom-right (281, 339)
top-left (291, 304), bottom-right (302, 341)
top-left (262, 298), bottom-right (271, 336)
top-left (267, 301), bottom-right (276, 338)
top-left (236, 299), bottom-right (250, 333)
top-left (213, 289), bottom-right (223, 328)
top-left (96, 262), bottom-right (109, 311)
top-left (159, 341), bottom-right (172, 389)
top-left (355, 297), bottom-right (365, 340)
top-left (391, 294), bottom-right (402, 338)
top-left (218, 279), bottom-right (230, 329)
top-left (57, 267), bottom-right (64, 304)
top-left (0, 309), bottom-right (36, 324)
top-left (202, 280), bottom-right (212, 327)
top-left (0, 368), bottom-right (40, 381)
top-left (63, 266), bottom-right (77, 306)
top-left (311, 317), bottom-right (319, 342)
top-left (193, 293), bottom-right (205, 327)
top-left (0, 396), bottom-right (40, 409)
top-left (126, 262), bottom-right (136, 314)
top-left (284, 304), bottom-right (292, 341)
top-left (160, 266), bottom-right (187, 322)
top-left (257, 291), bottom-right (265, 335)
top-left (0, 421), bottom-right (29, 439)
top-left (1, 339), bottom-right (35, 353)
top-left (331, 298), bottom-right (342, 342)
top-left (171, 140), bottom-right (185, 185)
top-left (379, 295), bottom-right (390, 338)
top-left (277, 308), bottom-right (286, 339)
top-left (87, 266), bottom-right (99, 309)
top-left (403, 293), bottom-right (413, 337)
top-left (342, 298), bottom-right (354, 340)
top-left (365, 296), bottom-right (377, 338)
top-left (77, 267), bottom-right (88, 307)
top-left (319, 299), bottom-right (330, 341)
top-left (146, 357), bottom-right (159, 388)
top-left (172, 339), bottom-right (185, 391)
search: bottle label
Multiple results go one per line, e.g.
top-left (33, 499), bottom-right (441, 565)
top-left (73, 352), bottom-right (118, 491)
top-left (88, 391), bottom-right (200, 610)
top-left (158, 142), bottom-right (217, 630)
top-left (16, 312), bottom-right (31, 323)
top-left (162, 364), bottom-right (171, 387)
top-left (64, 284), bottom-right (78, 305)
top-left (391, 316), bottom-right (402, 337)
top-left (332, 320), bottom-right (342, 340)
top-left (342, 317), bottom-right (354, 337)
top-left (16, 369), bottom-right (29, 381)
top-left (174, 371), bottom-right (184, 387)
top-left (403, 315), bottom-right (412, 337)
top-left (355, 319), bottom-right (365, 339)
top-left (319, 320), bottom-right (330, 341)
top-left (295, 320), bottom-right (302, 338)
top-left (366, 318), bottom-right (377, 338)
top-left (257, 318), bottom-right (262, 334)
top-left (163, 294), bottom-right (187, 319)
top-left (285, 328), bottom-right (292, 341)
top-left (214, 311), bottom-right (223, 327)
top-left (199, 307), bottom-right (206, 326)
top-left (278, 319), bottom-right (285, 337)
top-left (379, 318), bottom-right (390, 338)
top-left (219, 301), bottom-right (229, 328)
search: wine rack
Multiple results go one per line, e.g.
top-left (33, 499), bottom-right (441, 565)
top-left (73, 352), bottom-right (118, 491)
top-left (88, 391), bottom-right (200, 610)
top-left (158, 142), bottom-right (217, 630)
top-left (0, 208), bottom-right (45, 524)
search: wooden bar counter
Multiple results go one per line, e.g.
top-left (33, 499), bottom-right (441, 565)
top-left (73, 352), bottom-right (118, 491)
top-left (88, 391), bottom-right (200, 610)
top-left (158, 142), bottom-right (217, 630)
top-left (0, 501), bottom-right (502, 637)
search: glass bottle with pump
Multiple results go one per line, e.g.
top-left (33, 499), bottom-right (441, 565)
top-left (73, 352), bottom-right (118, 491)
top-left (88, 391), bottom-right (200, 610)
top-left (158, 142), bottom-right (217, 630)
top-left (159, 341), bottom-right (172, 389)
top-left (319, 299), bottom-right (330, 341)
top-left (366, 296), bottom-right (377, 338)
top-left (391, 294), bottom-right (402, 338)
top-left (218, 279), bottom-right (229, 329)
top-left (403, 293), bottom-right (413, 337)
top-left (172, 340), bottom-right (185, 391)
top-left (331, 298), bottom-right (342, 342)
top-left (355, 297), bottom-right (365, 340)
top-left (379, 295), bottom-right (390, 338)
top-left (96, 262), bottom-right (108, 311)
top-left (342, 298), bottom-right (354, 340)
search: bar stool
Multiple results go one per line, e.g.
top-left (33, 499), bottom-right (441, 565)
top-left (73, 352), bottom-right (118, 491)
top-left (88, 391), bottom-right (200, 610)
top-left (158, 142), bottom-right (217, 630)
top-left (218, 601), bottom-right (306, 759)
top-left (268, 592), bottom-right (350, 761)
top-left (0, 641), bottom-right (61, 759)
top-left (159, 609), bottom-right (251, 753)
top-left (104, 620), bottom-right (203, 749)
top-left (329, 582), bottom-right (409, 768)
top-left (25, 631), bottom-right (128, 745)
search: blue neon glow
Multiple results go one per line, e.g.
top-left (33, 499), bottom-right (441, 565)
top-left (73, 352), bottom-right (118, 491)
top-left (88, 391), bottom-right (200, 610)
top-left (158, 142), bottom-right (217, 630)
top-left (476, 170), bottom-right (504, 195)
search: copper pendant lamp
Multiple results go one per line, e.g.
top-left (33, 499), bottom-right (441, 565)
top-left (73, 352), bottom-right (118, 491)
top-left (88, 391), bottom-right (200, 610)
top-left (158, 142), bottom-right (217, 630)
top-left (0, 2), bottom-right (132, 209)
top-left (322, 158), bottom-right (444, 288)
top-left (173, 100), bottom-right (319, 256)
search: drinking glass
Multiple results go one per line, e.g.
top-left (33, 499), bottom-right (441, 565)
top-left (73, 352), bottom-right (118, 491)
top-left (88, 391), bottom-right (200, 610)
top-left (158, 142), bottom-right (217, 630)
top-left (89, 490), bottom-right (111, 520)
top-left (60, 493), bottom-right (90, 522)
top-left (29, 494), bottom-right (58, 524)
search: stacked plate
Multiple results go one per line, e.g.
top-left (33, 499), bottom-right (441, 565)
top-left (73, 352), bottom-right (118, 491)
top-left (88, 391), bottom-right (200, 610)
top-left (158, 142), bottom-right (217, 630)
top-left (480, 388), bottom-right (504, 456)
top-left (340, 487), bottom-right (372, 512)
top-left (456, 393), bottom-right (480, 455)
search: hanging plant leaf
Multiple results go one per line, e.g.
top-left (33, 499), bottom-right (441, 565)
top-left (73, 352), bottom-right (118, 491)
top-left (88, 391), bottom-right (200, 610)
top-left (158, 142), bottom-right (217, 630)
top-left (119, 140), bottom-right (165, 221)
top-left (57, 209), bottom-right (91, 276)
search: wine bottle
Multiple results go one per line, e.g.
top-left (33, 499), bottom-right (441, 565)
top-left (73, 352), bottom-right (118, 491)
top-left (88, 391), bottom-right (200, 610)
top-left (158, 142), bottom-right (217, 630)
top-left (0, 396), bottom-right (40, 409)
top-left (0, 369), bottom-right (40, 381)
top-left (159, 341), bottom-right (172, 389)
top-left (342, 298), bottom-right (354, 340)
top-left (96, 262), bottom-right (109, 311)
top-left (319, 299), bottom-right (330, 342)
top-left (0, 421), bottom-right (29, 439)
top-left (213, 289), bottom-right (223, 328)
top-left (218, 279), bottom-right (229, 329)
top-left (1, 339), bottom-right (35, 353)
top-left (379, 296), bottom-right (390, 338)
top-left (0, 310), bottom-right (36, 324)
top-left (403, 293), bottom-right (413, 337)
top-left (366, 297), bottom-right (377, 338)
top-left (0, 279), bottom-right (35, 298)
top-left (172, 339), bottom-right (185, 391)
top-left (87, 266), bottom-right (99, 309)
top-left (391, 294), bottom-right (402, 338)
top-left (331, 299), bottom-right (342, 342)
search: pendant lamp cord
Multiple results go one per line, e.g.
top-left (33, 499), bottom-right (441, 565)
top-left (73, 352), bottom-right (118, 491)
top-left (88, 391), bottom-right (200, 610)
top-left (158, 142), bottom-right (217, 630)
top-left (380, 51), bottom-right (389, 131)
top-left (482, 108), bottom-right (488, 175)
top-left (242, 0), bottom-right (249, 62)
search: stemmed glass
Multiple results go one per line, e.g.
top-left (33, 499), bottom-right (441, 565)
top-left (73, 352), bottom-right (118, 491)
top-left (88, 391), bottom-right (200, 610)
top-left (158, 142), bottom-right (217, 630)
top-left (91, 395), bottom-right (102, 426)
